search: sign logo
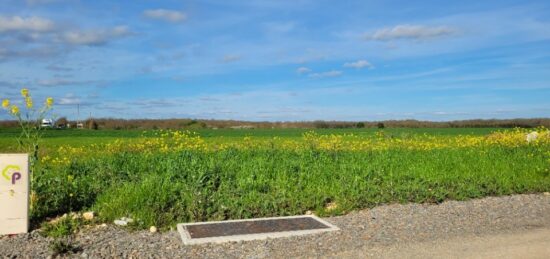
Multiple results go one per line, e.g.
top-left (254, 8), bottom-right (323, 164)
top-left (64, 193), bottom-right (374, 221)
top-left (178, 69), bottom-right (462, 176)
top-left (2, 165), bottom-right (21, 185)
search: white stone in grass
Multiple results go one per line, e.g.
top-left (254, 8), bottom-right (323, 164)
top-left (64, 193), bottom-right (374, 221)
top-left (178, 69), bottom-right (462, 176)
top-left (150, 226), bottom-right (158, 233)
top-left (526, 131), bottom-right (538, 143)
top-left (114, 220), bottom-right (128, 226)
top-left (83, 211), bottom-right (94, 221)
top-left (114, 217), bottom-right (134, 226)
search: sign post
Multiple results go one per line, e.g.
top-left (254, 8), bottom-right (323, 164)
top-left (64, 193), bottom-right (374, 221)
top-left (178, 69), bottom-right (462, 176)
top-left (0, 154), bottom-right (29, 235)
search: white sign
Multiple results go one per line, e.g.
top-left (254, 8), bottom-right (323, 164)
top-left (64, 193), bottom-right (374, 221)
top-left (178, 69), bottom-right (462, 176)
top-left (0, 154), bottom-right (29, 235)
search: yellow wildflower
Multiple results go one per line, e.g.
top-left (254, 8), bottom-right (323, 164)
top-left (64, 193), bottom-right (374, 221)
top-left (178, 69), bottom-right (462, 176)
top-left (10, 105), bottom-right (19, 115)
top-left (21, 88), bottom-right (29, 98)
top-left (46, 97), bottom-right (54, 107)
top-left (25, 97), bottom-right (33, 109)
top-left (1, 99), bottom-right (8, 108)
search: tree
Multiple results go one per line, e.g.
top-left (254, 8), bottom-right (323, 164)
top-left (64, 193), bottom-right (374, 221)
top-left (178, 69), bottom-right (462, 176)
top-left (377, 122), bottom-right (385, 129)
top-left (86, 119), bottom-right (99, 130)
top-left (313, 120), bottom-right (329, 129)
top-left (356, 122), bottom-right (365, 128)
top-left (56, 117), bottom-right (68, 128)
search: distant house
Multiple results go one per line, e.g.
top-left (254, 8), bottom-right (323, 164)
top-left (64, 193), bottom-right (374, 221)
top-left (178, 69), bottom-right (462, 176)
top-left (41, 119), bottom-right (54, 128)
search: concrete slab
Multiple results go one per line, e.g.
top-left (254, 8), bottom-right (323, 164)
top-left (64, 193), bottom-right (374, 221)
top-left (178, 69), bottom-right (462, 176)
top-left (177, 215), bottom-right (339, 245)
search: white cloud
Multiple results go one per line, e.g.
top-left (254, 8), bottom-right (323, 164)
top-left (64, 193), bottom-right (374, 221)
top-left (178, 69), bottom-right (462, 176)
top-left (222, 54), bottom-right (241, 63)
top-left (296, 67), bottom-right (311, 74)
top-left (344, 60), bottom-right (374, 69)
top-left (60, 26), bottom-right (132, 46)
top-left (58, 93), bottom-right (82, 105)
top-left (365, 24), bottom-right (456, 41)
top-left (143, 9), bottom-right (187, 23)
top-left (0, 16), bottom-right (55, 32)
top-left (309, 70), bottom-right (342, 78)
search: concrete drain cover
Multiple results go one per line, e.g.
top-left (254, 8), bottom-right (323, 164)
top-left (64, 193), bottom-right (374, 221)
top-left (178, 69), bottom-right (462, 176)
top-left (177, 215), bottom-right (339, 245)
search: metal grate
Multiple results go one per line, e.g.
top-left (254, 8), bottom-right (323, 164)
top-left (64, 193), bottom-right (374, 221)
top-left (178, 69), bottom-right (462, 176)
top-left (177, 215), bottom-right (339, 245)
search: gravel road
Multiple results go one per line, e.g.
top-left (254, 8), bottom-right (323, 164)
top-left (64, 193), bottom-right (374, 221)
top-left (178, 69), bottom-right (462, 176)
top-left (1, 193), bottom-right (549, 258)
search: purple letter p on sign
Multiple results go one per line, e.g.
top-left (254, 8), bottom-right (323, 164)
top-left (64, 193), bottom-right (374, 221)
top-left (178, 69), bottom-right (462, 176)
top-left (0, 154), bottom-right (29, 235)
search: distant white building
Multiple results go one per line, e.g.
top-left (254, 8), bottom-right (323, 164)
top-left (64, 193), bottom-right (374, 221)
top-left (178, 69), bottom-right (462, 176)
top-left (41, 119), bottom-right (54, 128)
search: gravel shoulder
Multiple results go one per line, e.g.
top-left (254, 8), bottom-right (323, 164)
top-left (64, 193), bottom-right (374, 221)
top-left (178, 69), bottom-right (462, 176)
top-left (2, 194), bottom-right (550, 258)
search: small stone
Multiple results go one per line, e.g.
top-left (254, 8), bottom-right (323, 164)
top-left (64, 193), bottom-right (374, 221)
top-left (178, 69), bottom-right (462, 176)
top-left (149, 226), bottom-right (157, 233)
top-left (121, 217), bottom-right (134, 223)
top-left (83, 211), bottom-right (95, 221)
top-left (100, 223), bottom-right (107, 227)
top-left (544, 192), bottom-right (550, 196)
top-left (305, 210), bottom-right (313, 215)
top-left (114, 220), bottom-right (128, 226)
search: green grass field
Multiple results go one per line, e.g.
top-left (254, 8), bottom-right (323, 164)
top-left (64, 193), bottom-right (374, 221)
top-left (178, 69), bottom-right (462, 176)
top-left (1, 127), bottom-right (548, 230)
top-left (0, 127), bottom-right (499, 151)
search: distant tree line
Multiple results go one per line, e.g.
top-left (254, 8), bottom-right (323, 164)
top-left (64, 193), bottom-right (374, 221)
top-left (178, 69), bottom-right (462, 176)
top-left (0, 118), bottom-right (548, 130)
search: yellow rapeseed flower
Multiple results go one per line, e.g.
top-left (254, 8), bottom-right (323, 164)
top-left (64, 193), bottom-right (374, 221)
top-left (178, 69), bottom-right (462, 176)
top-left (1, 99), bottom-right (8, 108)
top-left (21, 88), bottom-right (29, 98)
top-left (10, 105), bottom-right (19, 115)
top-left (46, 97), bottom-right (54, 107)
top-left (25, 97), bottom-right (33, 109)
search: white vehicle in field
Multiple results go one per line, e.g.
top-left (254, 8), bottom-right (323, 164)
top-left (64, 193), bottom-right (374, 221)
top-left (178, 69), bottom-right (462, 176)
top-left (41, 119), bottom-right (54, 128)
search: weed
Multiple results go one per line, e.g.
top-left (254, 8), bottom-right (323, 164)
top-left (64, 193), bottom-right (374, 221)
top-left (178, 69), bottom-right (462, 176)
top-left (41, 215), bottom-right (82, 238)
top-left (49, 238), bottom-right (81, 256)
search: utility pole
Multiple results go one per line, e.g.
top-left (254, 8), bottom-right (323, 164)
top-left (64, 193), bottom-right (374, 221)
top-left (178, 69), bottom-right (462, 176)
top-left (77, 103), bottom-right (83, 129)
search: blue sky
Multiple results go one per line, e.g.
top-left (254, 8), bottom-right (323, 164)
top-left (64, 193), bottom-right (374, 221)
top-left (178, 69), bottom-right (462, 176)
top-left (1, 0), bottom-right (549, 121)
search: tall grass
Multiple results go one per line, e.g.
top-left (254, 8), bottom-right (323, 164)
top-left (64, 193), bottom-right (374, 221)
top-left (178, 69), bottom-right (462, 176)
top-left (31, 141), bottom-right (549, 228)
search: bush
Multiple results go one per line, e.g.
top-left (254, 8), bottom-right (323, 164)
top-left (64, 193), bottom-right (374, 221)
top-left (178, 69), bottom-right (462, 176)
top-left (41, 216), bottom-right (82, 238)
top-left (313, 121), bottom-right (329, 129)
top-left (85, 119), bottom-right (99, 130)
top-left (55, 117), bottom-right (68, 128)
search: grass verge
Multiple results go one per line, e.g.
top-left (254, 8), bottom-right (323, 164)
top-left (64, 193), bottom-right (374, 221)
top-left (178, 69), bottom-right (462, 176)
top-left (31, 144), bottom-right (550, 228)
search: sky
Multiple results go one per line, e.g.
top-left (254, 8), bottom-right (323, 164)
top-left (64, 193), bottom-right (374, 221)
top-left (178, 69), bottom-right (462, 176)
top-left (0, 0), bottom-right (549, 121)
